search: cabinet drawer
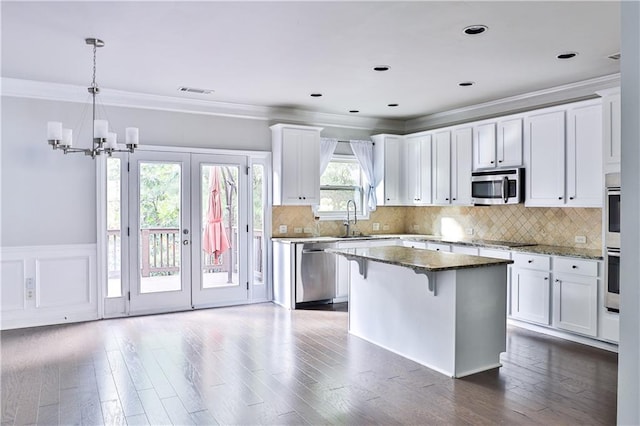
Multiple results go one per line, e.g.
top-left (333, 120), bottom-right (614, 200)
top-left (451, 245), bottom-right (479, 256)
top-left (512, 252), bottom-right (551, 270)
top-left (553, 257), bottom-right (598, 277)
top-left (427, 242), bottom-right (451, 252)
top-left (479, 248), bottom-right (511, 260)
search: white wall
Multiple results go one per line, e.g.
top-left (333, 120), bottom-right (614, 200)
top-left (618, 1), bottom-right (640, 423)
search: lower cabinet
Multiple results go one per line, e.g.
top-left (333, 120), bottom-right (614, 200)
top-left (510, 252), bottom-right (601, 338)
top-left (552, 257), bottom-right (598, 337)
top-left (511, 267), bottom-right (551, 325)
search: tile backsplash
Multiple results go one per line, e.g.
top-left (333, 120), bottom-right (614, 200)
top-left (272, 205), bottom-right (602, 249)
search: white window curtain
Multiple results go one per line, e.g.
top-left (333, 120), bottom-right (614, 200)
top-left (349, 139), bottom-right (377, 211)
top-left (320, 138), bottom-right (338, 175)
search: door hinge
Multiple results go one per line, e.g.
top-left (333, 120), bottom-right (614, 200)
top-left (127, 291), bottom-right (131, 301)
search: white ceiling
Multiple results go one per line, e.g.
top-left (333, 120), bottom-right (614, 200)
top-left (1, 1), bottom-right (620, 120)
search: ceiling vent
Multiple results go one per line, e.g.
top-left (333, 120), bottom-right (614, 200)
top-left (178, 87), bottom-right (214, 95)
top-left (607, 52), bottom-right (621, 61)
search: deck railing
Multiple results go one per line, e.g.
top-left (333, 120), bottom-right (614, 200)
top-left (107, 228), bottom-right (263, 279)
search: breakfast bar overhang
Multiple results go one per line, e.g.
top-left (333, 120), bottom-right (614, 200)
top-left (328, 245), bottom-right (514, 378)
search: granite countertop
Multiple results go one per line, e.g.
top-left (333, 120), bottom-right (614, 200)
top-left (512, 245), bottom-right (604, 260)
top-left (327, 246), bottom-right (513, 272)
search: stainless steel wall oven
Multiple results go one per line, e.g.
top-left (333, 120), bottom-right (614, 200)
top-left (605, 172), bottom-right (620, 312)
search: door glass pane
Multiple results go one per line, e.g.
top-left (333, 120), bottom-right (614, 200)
top-left (139, 162), bottom-right (182, 293)
top-left (252, 164), bottom-right (265, 285)
top-left (201, 165), bottom-right (239, 288)
top-left (107, 158), bottom-right (122, 298)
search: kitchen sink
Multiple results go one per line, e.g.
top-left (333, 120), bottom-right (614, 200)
top-left (337, 234), bottom-right (372, 239)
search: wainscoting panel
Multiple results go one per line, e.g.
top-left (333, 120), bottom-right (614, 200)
top-left (0, 244), bottom-right (98, 330)
top-left (0, 260), bottom-right (25, 312)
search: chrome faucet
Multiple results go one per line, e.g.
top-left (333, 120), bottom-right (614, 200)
top-left (344, 199), bottom-right (357, 237)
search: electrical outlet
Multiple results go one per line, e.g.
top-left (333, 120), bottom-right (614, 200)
top-left (465, 228), bottom-right (474, 236)
top-left (25, 277), bottom-right (34, 289)
top-left (372, 223), bottom-right (380, 231)
top-left (575, 235), bottom-right (587, 244)
top-left (294, 227), bottom-right (303, 234)
top-left (279, 225), bottom-right (287, 234)
top-left (303, 227), bottom-right (313, 234)
top-left (412, 224), bottom-right (420, 231)
top-left (26, 289), bottom-right (34, 300)
top-left (382, 224), bottom-right (390, 231)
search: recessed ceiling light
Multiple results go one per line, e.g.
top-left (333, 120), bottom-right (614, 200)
top-left (557, 52), bottom-right (578, 60)
top-left (463, 25), bottom-right (488, 35)
top-left (349, 110), bottom-right (360, 113)
top-left (178, 86), bottom-right (214, 95)
top-left (310, 93), bottom-right (323, 97)
top-left (458, 81), bottom-right (475, 87)
top-left (373, 65), bottom-right (390, 72)
top-left (387, 103), bottom-right (399, 107)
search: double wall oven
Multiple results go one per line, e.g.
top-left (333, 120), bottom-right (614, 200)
top-left (605, 173), bottom-right (620, 312)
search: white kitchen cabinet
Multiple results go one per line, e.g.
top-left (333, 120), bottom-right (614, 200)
top-left (427, 242), bottom-right (451, 252)
top-left (511, 252), bottom-right (551, 325)
top-left (525, 100), bottom-right (603, 208)
top-left (372, 134), bottom-right (405, 206)
top-left (406, 133), bottom-right (432, 205)
top-left (599, 88), bottom-right (621, 172)
top-left (524, 108), bottom-right (566, 207)
top-left (451, 127), bottom-right (472, 205)
top-left (271, 124), bottom-right (322, 205)
top-left (451, 244), bottom-right (478, 255)
top-left (566, 101), bottom-right (603, 207)
top-left (496, 117), bottom-right (523, 168)
top-left (473, 117), bottom-right (522, 170)
top-left (473, 122), bottom-right (497, 169)
top-left (552, 256), bottom-right (598, 337)
top-left (432, 130), bottom-right (451, 205)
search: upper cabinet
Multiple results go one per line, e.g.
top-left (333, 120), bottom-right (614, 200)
top-left (524, 108), bottom-right (566, 206)
top-left (599, 88), bottom-right (621, 173)
top-left (405, 133), bottom-right (432, 205)
top-left (524, 100), bottom-right (603, 208)
top-left (271, 124), bottom-right (322, 205)
top-left (566, 101), bottom-right (603, 207)
top-left (372, 134), bottom-right (406, 206)
top-left (431, 130), bottom-right (452, 205)
top-left (473, 116), bottom-right (523, 170)
top-left (451, 127), bottom-right (473, 205)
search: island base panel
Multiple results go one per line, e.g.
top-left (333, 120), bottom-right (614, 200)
top-left (348, 260), bottom-right (507, 378)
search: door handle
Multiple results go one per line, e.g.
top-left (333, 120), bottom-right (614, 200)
top-left (183, 240), bottom-right (190, 245)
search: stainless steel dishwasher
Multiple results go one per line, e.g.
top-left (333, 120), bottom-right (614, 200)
top-left (295, 242), bottom-right (337, 303)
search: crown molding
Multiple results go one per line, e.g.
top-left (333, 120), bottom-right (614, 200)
top-left (404, 73), bottom-right (621, 133)
top-left (1, 78), bottom-right (405, 132)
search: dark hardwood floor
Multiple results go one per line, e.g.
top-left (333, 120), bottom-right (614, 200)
top-left (1, 303), bottom-right (617, 425)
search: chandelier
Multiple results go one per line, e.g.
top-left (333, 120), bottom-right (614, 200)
top-left (47, 38), bottom-right (139, 158)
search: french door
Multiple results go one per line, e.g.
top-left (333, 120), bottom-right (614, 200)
top-left (127, 151), bottom-right (256, 315)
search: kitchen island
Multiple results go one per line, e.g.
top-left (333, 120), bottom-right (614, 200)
top-left (328, 245), bottom-right (513, 378)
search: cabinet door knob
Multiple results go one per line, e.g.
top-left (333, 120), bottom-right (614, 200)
top-left (452, 198), bottom-right (456, 201)
top-left (528, 260), bottom-right (533, 263)
top-left (544, 277), bottom-right (549, 281)
top-left (445, 198), bottom-right (449, 201)
top-left (490, 161), bottom-right (494, 164)
top-left (569, 197), bottom-right (574, 200)
top-left (303, 197), bottom-right (306, 200)
top-left (572, 265), bottom-right (577, 269)
top-left (558, 196), bottom-right (563, 200)
top-left (555, 279), bottom-right (560, 283)
top-left (498, 160), bottom-right (503, 163)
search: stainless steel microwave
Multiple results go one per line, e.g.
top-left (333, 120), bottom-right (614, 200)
top-left (471, 168), bottom-right (524, 205)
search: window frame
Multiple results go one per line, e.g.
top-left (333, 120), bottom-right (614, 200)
top-left (315, 154), bottom-right (370, 221)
